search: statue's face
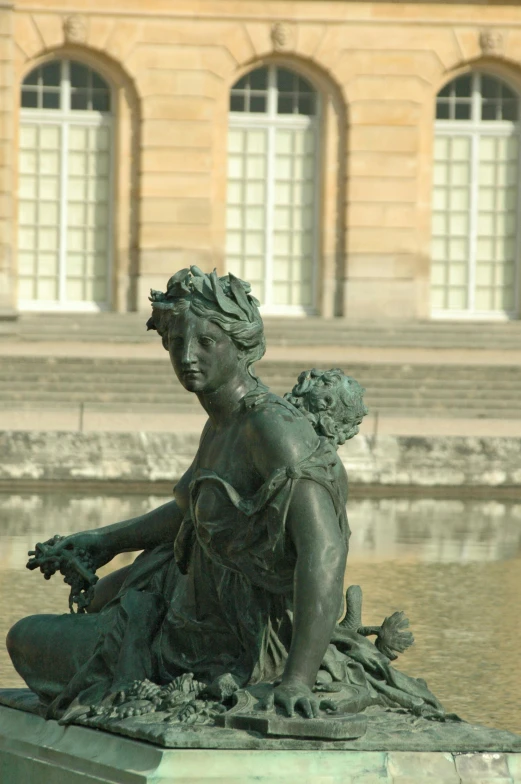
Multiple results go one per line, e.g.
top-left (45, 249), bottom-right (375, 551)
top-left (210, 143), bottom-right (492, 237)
top-left (167, 310), bottom-right (240, 394)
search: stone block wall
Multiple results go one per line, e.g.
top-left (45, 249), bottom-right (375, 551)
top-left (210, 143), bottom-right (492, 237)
top-left (2, 430), bottom-right (521, 488)
top-left (4, 0), bottom-right (521, 317)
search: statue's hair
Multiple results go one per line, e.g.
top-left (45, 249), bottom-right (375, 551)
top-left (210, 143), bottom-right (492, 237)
top-left (146, 266), bottom-right (266, 377)
top-left (284, 368), bottom-right (368, 447)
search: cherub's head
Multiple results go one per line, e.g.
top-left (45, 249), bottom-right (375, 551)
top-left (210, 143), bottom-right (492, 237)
top-left (285, 368), bottom-right (368, 447)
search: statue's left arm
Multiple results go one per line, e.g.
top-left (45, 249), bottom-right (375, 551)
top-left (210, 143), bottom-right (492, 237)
top-left (248, 408), bottom-right (347, 717)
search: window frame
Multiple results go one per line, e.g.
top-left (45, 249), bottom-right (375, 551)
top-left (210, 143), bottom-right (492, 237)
top-left (228, 64), bottom-right (321, 315)
top-left (18, 59), bottom-right (115, 312)
top-left (432, 71), bottom-right (521, 320)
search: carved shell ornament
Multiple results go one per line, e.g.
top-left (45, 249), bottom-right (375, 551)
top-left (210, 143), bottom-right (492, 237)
top-left (479, 29), bottom-right (505, 57)
top-left (271, 22), bottom-right (295, 51)
top-left (63, 14), bottom-right (88, 45)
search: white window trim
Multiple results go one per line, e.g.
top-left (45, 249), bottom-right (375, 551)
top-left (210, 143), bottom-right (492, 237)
top-left (228, 65), bottom-right (320, 316)
top-left (18, 59), bottom-right (115, 313)
top-left (432, 72), bottom-right (521, 319)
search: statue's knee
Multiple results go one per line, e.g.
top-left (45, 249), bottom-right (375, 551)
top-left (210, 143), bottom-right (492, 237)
top-left (6, 616), bottom-right (32, 662)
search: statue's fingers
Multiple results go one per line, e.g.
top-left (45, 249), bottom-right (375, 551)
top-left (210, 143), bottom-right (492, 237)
top-left (297, 698), bottom-right (314, 719)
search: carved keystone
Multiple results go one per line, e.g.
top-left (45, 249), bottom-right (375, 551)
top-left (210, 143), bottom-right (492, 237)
top-left (63, 14), bottom-right (88, 45)
top-left (271, 22), bottom-right (295, 51)
top-left (479, 28), bottom-right (505, 57)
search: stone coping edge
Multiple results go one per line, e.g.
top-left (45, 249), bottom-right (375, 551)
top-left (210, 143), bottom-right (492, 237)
top-left (2, 431), bottom-right (521, 490)
top-left (1, 705), bottom-right (521, 783)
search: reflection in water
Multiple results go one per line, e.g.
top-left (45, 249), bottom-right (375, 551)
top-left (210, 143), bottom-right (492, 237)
top-left (0, 492), bottom-right (520, 734)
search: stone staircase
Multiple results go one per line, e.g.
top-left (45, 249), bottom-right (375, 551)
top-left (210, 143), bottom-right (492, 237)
top-left (2, 355), bottom-right (521, 419)
top-left (3, 312), bottom-right (521, 350)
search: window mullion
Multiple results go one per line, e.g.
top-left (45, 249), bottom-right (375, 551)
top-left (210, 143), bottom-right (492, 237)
top-left (472, 72), bottom-right (481, 124)
top-left (265, 123), bottom-right (275, 309)
top-left (62, 60), bottom-right (70, 113)
top-left (267, 65), bottom-right (277, 117)
top-left (263, 66), bottom-right (277, 307)
top-left (58, 119), bottom-right (69, 304)
top-left (468, 129), bottom-right (479, 313)
top-left (468, 73), bottom-right (480, 314)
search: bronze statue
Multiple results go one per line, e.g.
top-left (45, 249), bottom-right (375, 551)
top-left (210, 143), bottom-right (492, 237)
top-left (6, 268), bottom-right (447, 739)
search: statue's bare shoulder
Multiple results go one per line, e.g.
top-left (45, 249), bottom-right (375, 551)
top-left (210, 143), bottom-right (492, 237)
top-left (243, 393), bottom-right (320, 480)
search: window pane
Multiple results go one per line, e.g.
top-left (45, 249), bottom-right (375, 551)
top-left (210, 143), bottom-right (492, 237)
top-left (298, 76), bottom-right (314, 95)
top-left (249, 68), bottom-right (267, 90)
top-left (481, 76), bottom-right (500, 100)
top-left (41, 62), bottom-right (61, 87)
top-left (482, 101), bottom-right (499, 121)
top-left (21, 90), bottom-right (38, 109)
top-left (501, 83), bottom-right (517, 102)
top-left (230, 94), bottom-right (245, 112)
top-left (436, 101), bottom-right (450, 120)
top-left (232, 75), bottom-right (248, 90)
top-left (298, 95), bottom-right (315, 116)
top-left (455, 74), bottom-right (472, 98)
top-left (277, 69), bottom-right (295, 92)
top-left (278, 95), bottom-right (294, 115)
top-left (249, 95), bottom-right (266, 113)
top-left (438, 83), bottom-right (451, 98)
top-left (70, 63), bottom-right (89, 88)
top-left (42, 91), bottom-right (60, 110)
top-left (71, 91), bottom-right (89, 111)
top-left (455, 103), bottom-right (471, 120)
top-left (23, 69), bottom-right (39, 87)
top-left (502, 100), bottom-right (518, 122)
top-left (92, 72), bottom-right (109, 91)
top-left (92, 92), bottom-right (110, 112)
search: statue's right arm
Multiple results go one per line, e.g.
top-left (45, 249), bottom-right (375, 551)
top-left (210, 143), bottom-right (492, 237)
top-left (43, 463), bottom-right (195, 569)
top-left (97, 495), bottom-right (186, 557)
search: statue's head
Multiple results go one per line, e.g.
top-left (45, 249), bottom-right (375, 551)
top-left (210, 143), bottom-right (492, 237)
top-left (146, 267), bottom-right (266, 379)
top-left (284, 368), bottom-right (368, 446)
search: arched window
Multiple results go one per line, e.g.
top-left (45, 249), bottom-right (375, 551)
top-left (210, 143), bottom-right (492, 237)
top-left (431, 72), bottom-right (521, 317)
top-left (18, 60), bottom-right (113, 310)
top-left (226, 65), bottom-right (319, 313)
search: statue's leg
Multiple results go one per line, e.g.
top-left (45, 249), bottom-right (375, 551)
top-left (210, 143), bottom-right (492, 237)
top-left (6, 612), bottom-right (100, 703)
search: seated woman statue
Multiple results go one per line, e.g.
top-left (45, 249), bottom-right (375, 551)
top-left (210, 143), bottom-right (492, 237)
top-left (6, 267), bottom-right (442, 726)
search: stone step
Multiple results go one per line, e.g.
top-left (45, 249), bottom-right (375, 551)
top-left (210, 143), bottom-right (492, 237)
top-left (2, 360), bottom-right (521, 383)
top-left (2, 355), bottom-right (520, 419)
top-left (3, 402), bottom-right (520, 419)
top-left (3, 355), bottom-right (521, 373)
top-left (0, 378), bottom-right (520, 395)
top-left (2, 366), bottom-right (521, 379)
top-left (9, 313), bottom-right (521, 349)
top-left (0, 367), bottom-right (512, 387)
top-left (2, 390), bottom-right (519, 410)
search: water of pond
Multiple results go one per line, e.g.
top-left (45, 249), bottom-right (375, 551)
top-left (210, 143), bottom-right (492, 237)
top-left (0, 491), bottom-right (520, 735)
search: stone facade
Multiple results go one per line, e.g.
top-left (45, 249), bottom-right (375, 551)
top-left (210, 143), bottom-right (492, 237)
top-left (4, 0), bottom-right (521, 318)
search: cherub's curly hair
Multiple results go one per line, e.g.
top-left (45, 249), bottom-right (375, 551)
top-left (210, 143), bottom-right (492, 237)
top-left (285, 368), bottom-right (368, 446)
top-left (146, 266), bottom-right (266, 378)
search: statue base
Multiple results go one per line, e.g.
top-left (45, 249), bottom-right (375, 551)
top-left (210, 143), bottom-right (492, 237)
top-left (1, 691), bottom-right (521, 783)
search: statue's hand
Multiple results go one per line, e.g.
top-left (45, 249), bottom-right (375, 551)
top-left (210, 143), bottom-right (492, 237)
top-left (260, 679), bottom-right (336, 719)
top-left (31, 531), bottom-right (115, 572)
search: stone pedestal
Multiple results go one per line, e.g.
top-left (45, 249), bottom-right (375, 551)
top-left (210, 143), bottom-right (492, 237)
top-left (1, 705), bottom-right (521, 783)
